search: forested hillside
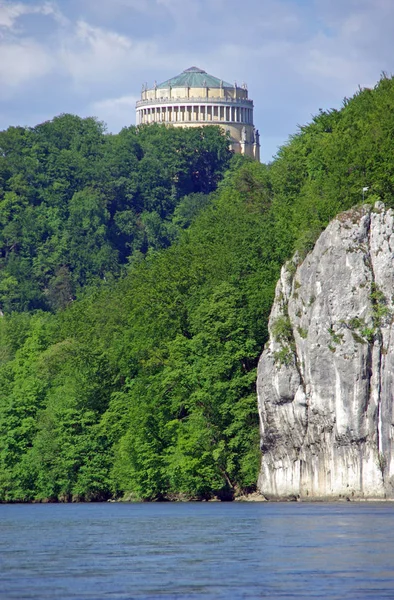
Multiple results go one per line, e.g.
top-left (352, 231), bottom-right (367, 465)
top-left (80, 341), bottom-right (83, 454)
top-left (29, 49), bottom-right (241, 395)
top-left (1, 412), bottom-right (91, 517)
top-left (1, 75), bottom-right (394, 502)
top-left (0, 117), bottom-right (231, 312)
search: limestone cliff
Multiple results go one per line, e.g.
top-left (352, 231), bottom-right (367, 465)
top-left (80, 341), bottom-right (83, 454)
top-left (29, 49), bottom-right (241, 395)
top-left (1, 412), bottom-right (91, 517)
top-left (257, 202), bottom-right (394, 499)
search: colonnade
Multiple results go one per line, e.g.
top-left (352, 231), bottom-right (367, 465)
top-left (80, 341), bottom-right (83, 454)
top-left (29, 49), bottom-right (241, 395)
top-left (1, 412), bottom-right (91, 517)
top-left (136, 104), bottom-right (253, 126)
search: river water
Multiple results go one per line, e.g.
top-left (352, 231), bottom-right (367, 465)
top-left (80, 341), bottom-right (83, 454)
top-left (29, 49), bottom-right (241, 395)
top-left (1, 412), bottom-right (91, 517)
top-left (1, 502), bottom-right (394, 599)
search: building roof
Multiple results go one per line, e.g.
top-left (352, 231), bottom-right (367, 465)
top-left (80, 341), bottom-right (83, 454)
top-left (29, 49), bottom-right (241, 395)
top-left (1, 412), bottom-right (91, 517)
top-left (156, 67), bottom-right (233, 90)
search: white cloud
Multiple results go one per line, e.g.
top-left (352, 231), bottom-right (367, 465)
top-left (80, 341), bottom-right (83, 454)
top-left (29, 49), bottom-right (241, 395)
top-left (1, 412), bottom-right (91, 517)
top-left (90, 94), bottom-right (139, 130)
top-left (0, 1), bottom-right (65, 29)
top-left (59, 20), bottom-right (196, 90)
top-left (0, 39), bottom-right (54, 88)
top-left (60, 21), bottom-right (161, 84)
top-left (0, 2), bottom-right (66, 92)
top-left (60, 20), bottom-right (132, 82)
top-left (0, 2), bottom-right (29, 28)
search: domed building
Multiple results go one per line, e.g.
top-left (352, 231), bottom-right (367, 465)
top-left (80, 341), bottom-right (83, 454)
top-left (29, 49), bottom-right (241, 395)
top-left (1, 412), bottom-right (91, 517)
top-left (136, 67), bottom-right (260, 161)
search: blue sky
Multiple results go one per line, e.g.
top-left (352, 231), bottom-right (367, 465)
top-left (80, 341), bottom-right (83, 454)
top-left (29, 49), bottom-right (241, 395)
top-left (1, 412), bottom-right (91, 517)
top-left (0, 0), bottom-right (393, 163)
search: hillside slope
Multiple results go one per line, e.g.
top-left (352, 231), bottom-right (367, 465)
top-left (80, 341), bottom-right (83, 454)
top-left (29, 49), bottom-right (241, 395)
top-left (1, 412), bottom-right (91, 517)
top-left (1, 75), bottom-right (394, 501)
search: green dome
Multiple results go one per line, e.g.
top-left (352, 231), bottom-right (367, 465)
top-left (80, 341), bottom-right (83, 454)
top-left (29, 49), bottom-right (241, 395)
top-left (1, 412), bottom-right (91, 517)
top-left (156, 67), bottom-right (233, 90)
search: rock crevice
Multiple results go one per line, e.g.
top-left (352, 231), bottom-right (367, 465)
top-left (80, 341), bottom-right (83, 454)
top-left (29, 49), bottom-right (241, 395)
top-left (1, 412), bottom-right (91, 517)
top-left (257, 203), bottom-right (394, 499)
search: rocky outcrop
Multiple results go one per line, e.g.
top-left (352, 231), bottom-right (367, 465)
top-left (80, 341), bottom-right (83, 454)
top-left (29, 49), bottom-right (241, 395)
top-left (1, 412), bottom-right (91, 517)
top-left (257, 202), bottom-right (394, 499)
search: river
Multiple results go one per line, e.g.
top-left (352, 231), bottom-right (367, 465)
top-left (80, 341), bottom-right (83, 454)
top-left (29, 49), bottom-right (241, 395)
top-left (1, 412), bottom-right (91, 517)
top-left (1, 502), bottom-right (394, 599)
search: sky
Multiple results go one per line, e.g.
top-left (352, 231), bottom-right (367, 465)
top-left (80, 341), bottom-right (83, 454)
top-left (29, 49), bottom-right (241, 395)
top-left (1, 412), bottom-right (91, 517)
top-left (0, 0), bottom-right (393, 163)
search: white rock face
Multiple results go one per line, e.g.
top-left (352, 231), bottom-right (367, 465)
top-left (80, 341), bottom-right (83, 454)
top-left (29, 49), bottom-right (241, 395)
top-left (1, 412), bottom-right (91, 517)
top-left (257, 203), bottom-right (394, 499)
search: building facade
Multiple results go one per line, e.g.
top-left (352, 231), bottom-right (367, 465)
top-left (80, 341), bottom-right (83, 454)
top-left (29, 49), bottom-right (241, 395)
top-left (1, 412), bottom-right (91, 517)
top-left (135, 67), bottom-right (260, 161)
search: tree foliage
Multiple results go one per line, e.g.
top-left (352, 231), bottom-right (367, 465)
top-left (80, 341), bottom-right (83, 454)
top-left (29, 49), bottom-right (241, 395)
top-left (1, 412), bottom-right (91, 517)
top-left (0, 117), bottom-right (231, 311)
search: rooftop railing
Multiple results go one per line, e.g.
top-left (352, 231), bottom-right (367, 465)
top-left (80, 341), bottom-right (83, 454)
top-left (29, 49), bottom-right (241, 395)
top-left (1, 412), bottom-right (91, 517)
top-left (136, 96), bottom-right (254, 108)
